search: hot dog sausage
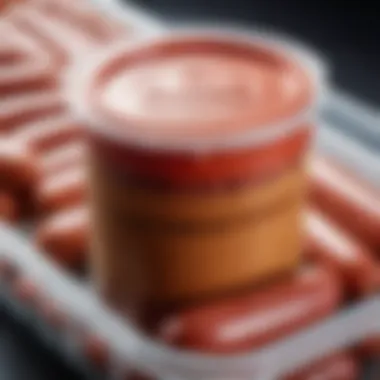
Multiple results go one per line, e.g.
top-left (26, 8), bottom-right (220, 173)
top-left (0, 22), bottom-right (57, 95)
top-left (11, 6), bottom-right (105, 65)
top-left (0, 139), bottom-right (38, 190)
top-left (37, 166), bottom-right (86, 213)
top-left (0, 91), bottom-right (65, 132)
top-left (158, 266), bottom-right (342, 353)
top-left (310, 157), bottom-right (380, 250)
top-left (306, 208), bottom-right (379, 297)
top-left (0, 191), bottom-right (18, 222)
top-left (35, 206), bottom-right (88, 266)
top-left (35, 0), bottom-right (126, 43)
top-left (40, 142), bottom-right (86, 175)
top-left (12, 114), bottom-right (83, 152)
top-left (284, 352), bottom-right (359, 380)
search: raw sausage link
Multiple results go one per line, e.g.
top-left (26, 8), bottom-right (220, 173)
top-left (310, 157), bottom-right (380, 249)
top-left (0, 139), bottom-right (39, 191)
top-left (0, 22), bottom-right (58, 95)
top-left (0, 91), bottom-right (65, 132)
top-left (34, 0), bottom-right (127, 42)
top-left (11, 114), bottom-right (83, 152)
top-left (284, 352), bottom-right (359, 380)
top-left (158, 266), bottom-right (342, 353)
top-left (35, 206), bottom-right (88, 267)
top-left (306, 208), bottom-right (380, 298)
top-left (37, 166), bottom-right (86, 213)
top-left (40, 141), bottom-right (86, 175)
top-left (11, 6), bottom-right (106, 65)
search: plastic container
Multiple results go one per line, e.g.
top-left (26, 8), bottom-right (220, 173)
top-left (0, 1), bottom-right (380, 380)
top-left (67, 29), bottom-right (326, 318)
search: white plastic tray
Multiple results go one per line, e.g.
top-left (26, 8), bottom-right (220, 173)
top-left (1, 1), bottom-right (380, 379)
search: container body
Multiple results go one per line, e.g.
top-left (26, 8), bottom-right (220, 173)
top-left (70, 30), bottom-right (323, 316)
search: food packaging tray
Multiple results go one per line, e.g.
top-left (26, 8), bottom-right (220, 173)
top-left (1, 1), bottom-right (380, 379)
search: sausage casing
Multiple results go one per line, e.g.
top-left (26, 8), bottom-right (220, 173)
top-left (310, 157), bottom-right (380, 249)
top-left (37, 166), bottom-right (86, 213)
top-left (306, 208), bottom-right (379, 297)
top-left (158, 266), bottom-right (342, 353)
top-left (12, 114), bottom-right (83, 152)
top-left (284, 352), bottom-right (359, 380)
top-left (35, 206), bottom-right (88, 267)
top-left (40, 142), bottom-right (85, 175)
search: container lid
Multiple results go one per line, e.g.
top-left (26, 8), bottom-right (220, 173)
top-left (68, 28), bottom-right (326, 152)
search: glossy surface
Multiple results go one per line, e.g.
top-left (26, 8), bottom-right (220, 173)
top-left (306, 208), bottom-right (380, 297)
top-left (158, 266), bottom-right (341, 353)
top-left (35, 206), bottom-right (88, 267)
top-left (310, 157), bottom-right (380, 249)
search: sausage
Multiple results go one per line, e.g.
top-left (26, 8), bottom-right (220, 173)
top-left (310, 157), bottom-right (380, 250)
top-left (0, 191), bottom-right (18, 222)
top-left (0, 22), bottom-right (57, 95)
top-left (37, 166), bottom-right (86, 213)
top-left (10, 7), bottom-right (68, 67)
top-left (40, 141), bottom-right (86, 175)
top-left (158, 266), bottom-right (342, 353)
top-left (11, 6), bottom-right (103, 64)
top-left (0, 139), bottom-right (39, 191)
top-left (284, 352), bottom-right (359, 380)
top-left (0, 91), bottom-right (65, 132)
top-left (35, 206), bottom-right (88, 267)
top-left (11, 114), bottom-right (83, 152)
top-left (305, 208), bottom-right (379, 297)
top-left (35, 0), bottom-right (126, 43)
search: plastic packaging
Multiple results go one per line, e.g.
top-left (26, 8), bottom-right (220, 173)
top-left (67, 28), bottom-right (326, 319)
top-left (1, 1), bottom-right (380, 380)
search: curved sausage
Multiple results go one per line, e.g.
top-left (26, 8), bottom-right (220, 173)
top-left (40, 142), bottom-right (85, 175)
top-left (0, 191), bottom-right (18, 222)
top-left (0, 91), bottom-right (65, 132)
top-left (37, 166), bottom-right (86, 213)
top-left (11, 6), bottom-right (103, 65)
top-left (158, 266), bottom-right (342, 353)
top-left (306, 208), bottom-right (379, 297)
top-left (310, 157), bottom-right (380, 249)
top-left (0, 22), bottom-right (57, 95)
top-left (0, 139), bottom-right (39, 190)
top-left (35, 206), bottom-right (88, 267)
top-left (12, 114), bottom-right (83, 152)
top-left (35, 0), bottom-right (126, 43)
top-left (285, 352), bottom-right (359, 380)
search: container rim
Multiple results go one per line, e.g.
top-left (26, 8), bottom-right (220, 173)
top-left (65, 25), bottom-right (329, 154)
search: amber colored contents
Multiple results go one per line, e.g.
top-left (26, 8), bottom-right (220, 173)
top-left (77, 34), bottom-right (320, 316)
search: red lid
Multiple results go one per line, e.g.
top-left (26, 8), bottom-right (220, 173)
top-left (75, 31), bottom-right (322, 152)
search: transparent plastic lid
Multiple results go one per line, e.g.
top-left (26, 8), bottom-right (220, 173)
top-left (66, 26), bottom-right (328, 153)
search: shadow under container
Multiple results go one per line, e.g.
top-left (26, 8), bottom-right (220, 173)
top-left (67, 29), bottom-right (326, 318)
